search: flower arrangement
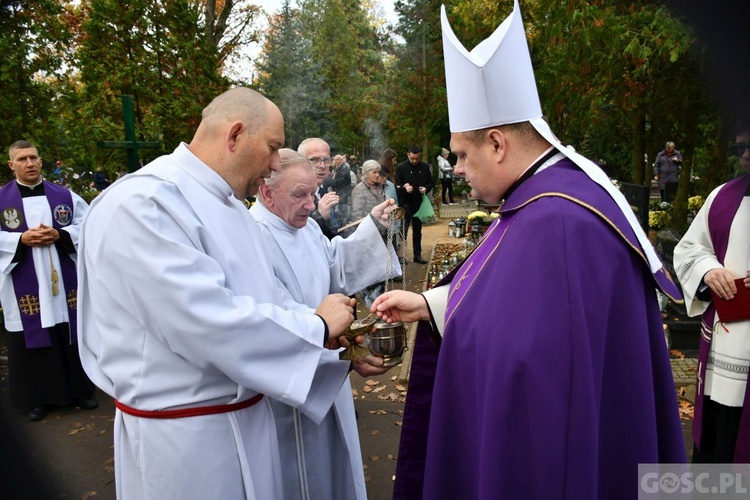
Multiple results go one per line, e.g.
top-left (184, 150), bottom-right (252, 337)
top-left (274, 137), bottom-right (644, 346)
top-left (649, 200), bottom-right (673, 213)
top-left (467, 211), bottom-right (489, 223)
top-left (688, 195), bottom-right (705, 214)
top-left (649, 210), bottom-right (672, 230)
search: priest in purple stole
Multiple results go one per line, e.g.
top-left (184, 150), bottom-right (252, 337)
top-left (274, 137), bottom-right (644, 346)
top-left (371, 2), bottom-right (686, 498)
top-left (1, 140), bottom-right (96, 422)
top-left (674, 122), bottom-right (750, 463)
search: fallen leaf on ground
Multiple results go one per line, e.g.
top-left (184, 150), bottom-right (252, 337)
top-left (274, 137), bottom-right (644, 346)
top-left (365, 475), bottom-right (372, 482)
top-left (372, 386), bottom-right (386, 393)
top-left (371, 430), bottom-right (379, 436)
top-left (395, 384), bottom-right (406, 392)
top-left (387, 454), bottom-right (395, 460)
top-left (390, 375), bottom-right (398, 381)
top-left (69, 427), bottom-right (85, 435)
top-left (351, 389), bottom-right (359, 397)
top-left (82, 491), bottom-right (98, 499)
top-left (678, 399), bottom-right (694, 420)
top-left (670, 349), bottom-right (685, 359)
top-left (363, 386), bottom-right (373, 393)
top-left (369, 455), bottom-right (380, 461)
top-left (369, 409), bottom-right (388, 415)
top-left (377, 392), bottom-right (403, 402)
top-left (365, 380), bottom-right (380, 386)
top-left (395, 421), bottom-right (403, 426)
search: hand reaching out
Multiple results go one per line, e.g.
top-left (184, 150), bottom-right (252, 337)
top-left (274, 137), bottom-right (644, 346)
top-left (371, 290), bottom-right (429, 324)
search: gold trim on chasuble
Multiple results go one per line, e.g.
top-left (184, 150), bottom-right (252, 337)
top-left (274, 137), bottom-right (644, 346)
top-left (445, 191), bottom-right (682, 332)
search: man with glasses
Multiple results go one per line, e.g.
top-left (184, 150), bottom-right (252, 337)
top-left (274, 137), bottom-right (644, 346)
top-left (675, 121), bottom-right (750, 463)
top-left (298, 137), bottom-right (339, 239)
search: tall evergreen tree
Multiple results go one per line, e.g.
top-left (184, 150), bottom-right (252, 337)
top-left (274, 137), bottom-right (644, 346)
top-left (384, 0), bottom-right (447, 160)
top-left (297, 0), bottom-right (384, 154)
top-left (254, 0), bottom-right (333, 148)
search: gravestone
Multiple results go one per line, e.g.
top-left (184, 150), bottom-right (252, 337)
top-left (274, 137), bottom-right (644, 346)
top-left (620, 182), bottom-right (650, 232)
top-left (664, 181), bottom-right (679, 203)
top-left (97, 95), bottom-right (161, 172)
top-left (654, 229), bottom-right (700, 351)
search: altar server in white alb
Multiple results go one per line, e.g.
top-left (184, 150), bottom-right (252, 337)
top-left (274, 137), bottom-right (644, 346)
top-left (1, 140), bottom-right (96, 423)
top-left (250, 149), bottom-right (401, 500)
top-left (77, 88), bottom-right (358, 499)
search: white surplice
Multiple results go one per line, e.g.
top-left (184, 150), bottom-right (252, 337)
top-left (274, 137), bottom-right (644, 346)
top-left (0, 183), bottom-right (87, 333)
top-left (674, 185), bottom-right (750, 407)
top-left (77, 143), bottom-right (350, 500)
top-left (250, 201), bottom-right (399, 500)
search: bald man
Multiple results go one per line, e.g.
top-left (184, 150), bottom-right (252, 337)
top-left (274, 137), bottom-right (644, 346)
top-left (77, 88), bottom-right (357, 499)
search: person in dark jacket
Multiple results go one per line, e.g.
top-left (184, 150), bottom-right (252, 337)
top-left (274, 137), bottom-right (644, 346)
top-left (653, 141), bottom-right (683, 201)
top-left (395, 146), bottom-right (433, 264)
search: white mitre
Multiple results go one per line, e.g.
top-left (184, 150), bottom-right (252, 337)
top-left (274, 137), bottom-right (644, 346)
top-left (441, 0), bottom-right (662, 272)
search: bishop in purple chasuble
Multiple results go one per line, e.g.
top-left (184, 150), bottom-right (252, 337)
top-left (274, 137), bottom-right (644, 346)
top-left (394, 159), bottom-right (686, 499)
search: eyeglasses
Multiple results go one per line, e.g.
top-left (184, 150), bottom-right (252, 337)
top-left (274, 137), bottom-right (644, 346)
top-left (308, 156), bottom-right (333, 167)
top-left (730, 143), bottom-right (750, 157)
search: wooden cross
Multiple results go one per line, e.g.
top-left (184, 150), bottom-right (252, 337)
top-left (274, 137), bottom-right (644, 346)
top-left (97, 95), bottom-right (161, 172)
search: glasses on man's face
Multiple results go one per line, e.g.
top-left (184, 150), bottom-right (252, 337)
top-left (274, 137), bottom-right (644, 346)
top-left (730, 143), bottom-right (750, 157)
top-left (308, 157), bottom-right (333, 167)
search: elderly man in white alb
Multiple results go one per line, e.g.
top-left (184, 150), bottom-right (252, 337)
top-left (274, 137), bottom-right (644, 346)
top-left (77, 88), bottom-right (358, 499)
top-left (250, 148), bottom-right (400, 500)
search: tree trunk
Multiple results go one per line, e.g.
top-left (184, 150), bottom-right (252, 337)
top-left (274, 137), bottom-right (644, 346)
top-left (633, 112), bottom-right (646, 185)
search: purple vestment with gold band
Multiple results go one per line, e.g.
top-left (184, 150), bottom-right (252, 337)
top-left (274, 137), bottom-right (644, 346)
top-left (0, 180), bottom-right (79, 348)
top-left (394, 159), bottom-right (686, 499)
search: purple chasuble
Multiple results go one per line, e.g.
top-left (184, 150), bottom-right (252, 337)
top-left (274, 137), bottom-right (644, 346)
top-left (0, 180), bottom-right (78, 348)
top-left (693, 174), bottom-right (750, 462)
top-left (394, 159), bottom-right (685, 499)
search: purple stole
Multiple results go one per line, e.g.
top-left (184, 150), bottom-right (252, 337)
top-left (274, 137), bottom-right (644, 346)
top-left (693, 174), bottom-right (750, 461)
top-left (0, 180), bottom-right (79, 349)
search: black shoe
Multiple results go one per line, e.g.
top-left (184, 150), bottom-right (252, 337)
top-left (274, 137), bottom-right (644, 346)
top-left (28, 406), bottom-right (49, 422)
top-left (414, 256), bottom-right (428, 264)
top-left (73, 398), bottom-right (99, 410)
top-left (393, 276), bottom-right (404, 282)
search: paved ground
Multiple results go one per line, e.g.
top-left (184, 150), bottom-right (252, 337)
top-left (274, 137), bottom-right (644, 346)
top-left (0, 201), bottom-right (699, 499)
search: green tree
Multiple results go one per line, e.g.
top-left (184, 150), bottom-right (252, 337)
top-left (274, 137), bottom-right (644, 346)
top-left (0, 0), bottom-right (72, 176)
top-left (384, 0), bottom-right (447, 160)
top-left (297, 0), bottom-right (384, 155)
top-left (66, 0), bottom-right (228, 176)
top-left (254, 1), bottom-right (334, 148)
